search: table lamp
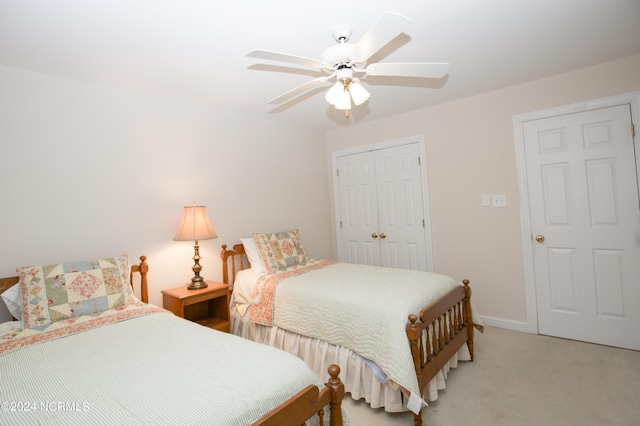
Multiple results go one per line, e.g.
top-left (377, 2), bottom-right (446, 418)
top-left (174, 203), bottom-right (218, 289)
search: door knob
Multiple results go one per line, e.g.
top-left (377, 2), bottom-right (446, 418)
top-left (535, 234), bottom-right (545, 243)
top-left (380, 233), bottom-right (386, 239)
top-left (372, 233), bottom-right (378, 238)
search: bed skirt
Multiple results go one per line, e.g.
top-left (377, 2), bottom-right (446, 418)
top-left (231, 306), bottom-right (470, 412)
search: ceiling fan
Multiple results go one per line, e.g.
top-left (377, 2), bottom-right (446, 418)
top-left (246, 12), bottom-right (450, 118)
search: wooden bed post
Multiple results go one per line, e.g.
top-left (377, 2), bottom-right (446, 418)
top-left (407, 314), bottom-right (423, 388)
top-left (221, 244), bottom-right (230, 285)
top-left (463, 279), bottom-right (474, 361)
top-left (130, 255), bottom-right (149, 303)
top-left (406, 314), bottom-right (424, 426)
top-left (326, 364), bottom-right (345, 426)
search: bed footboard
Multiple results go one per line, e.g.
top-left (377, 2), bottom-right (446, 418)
top-left (252, 364), bottom-right (345, 426)
top-left (406, 280), bottom-right (474, 426)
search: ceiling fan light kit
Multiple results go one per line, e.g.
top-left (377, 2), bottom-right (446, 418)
top-left (247, 11), bottom-right (450, 118)
top-left (325, 67), bottom-right (371, 117)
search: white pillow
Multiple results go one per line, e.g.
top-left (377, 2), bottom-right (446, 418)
top-left (240, 237), bottom-right (266, 274)
top-left (1, 283), bottom-right (22, 320)
top-left (0, 320), bottom-right (22, 337)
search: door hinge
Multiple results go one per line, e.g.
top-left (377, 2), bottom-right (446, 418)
top-left (339, 220), bottom-right (342, 228)
top-left (423, 219), bottom-right (425, 228)
top-left (336, 169), bottom-right (339, 177)
top-left (632, 123), bottom-right (636, 137)
top-left (418, 156), bottom-right (421, 165)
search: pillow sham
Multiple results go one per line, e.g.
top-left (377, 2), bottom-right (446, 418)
top-left (1, 283), bottom-right (22, 320)
top-left (252, 229), bottom-right (309, 274)
top-left (240, 237), bottom-right (266, 274)
top-left (16, 254), bottom-right (136, 329)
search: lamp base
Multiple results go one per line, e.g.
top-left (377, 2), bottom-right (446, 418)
top-left (187, 277), bottom-right (208, 290)
top-left (186, 240), bottom-right (208, 290)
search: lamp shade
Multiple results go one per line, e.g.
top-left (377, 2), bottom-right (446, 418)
top-left (173, 205), bottom-right (217, 241)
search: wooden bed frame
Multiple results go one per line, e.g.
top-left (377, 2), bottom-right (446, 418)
top-left (222, 243), bottom-right (476, 426)
top-left (0, 256), bottom-right (345, 426)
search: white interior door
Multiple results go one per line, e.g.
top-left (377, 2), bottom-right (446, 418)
top-left (375, 143), bottom-right (428, 270)
top-left (523, 104), bottom-right (640, 350)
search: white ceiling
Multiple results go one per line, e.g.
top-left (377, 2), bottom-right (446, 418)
top-left (1, 0), bottom-right (639, 131)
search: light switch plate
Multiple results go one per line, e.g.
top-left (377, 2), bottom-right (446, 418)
top-left (492, 194), bottom-right (507, 207)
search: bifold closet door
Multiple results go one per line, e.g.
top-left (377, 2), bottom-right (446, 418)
top-left (337, 143), bottom-right (428, 270)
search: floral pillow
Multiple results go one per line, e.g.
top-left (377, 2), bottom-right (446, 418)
top-left (16, 254), bottom-right (135, 329)
top-left (252, 229), bottom-right (309, 274)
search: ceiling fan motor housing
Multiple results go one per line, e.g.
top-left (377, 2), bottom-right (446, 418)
top-left (321, 43), bottom-right (357, 69)
top-left (335, 66), bottom-right (354, 83)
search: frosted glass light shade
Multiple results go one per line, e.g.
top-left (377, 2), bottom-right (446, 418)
top-left (325, 81), bottom-right (346, 106)
top-left (349, 80), bottom-right (370, 106)
top-left (333, 89), bottom-right (352, 110)
top-left (325, 81), bottom-right (352, 110)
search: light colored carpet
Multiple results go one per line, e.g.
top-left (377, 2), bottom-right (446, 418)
top-left (341, 326), bottom-right (640, 426)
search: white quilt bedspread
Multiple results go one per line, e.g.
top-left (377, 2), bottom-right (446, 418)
top-left (272, 263), bottom-right (460, 397)
top-left (0, 307), bottom-right (332, 425)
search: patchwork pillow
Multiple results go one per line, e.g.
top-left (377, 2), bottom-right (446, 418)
top-left (252, 229), bottom-right (309, 274)
top-left (16, 254), bottom-right (135, 329)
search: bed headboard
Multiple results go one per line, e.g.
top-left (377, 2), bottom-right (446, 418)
top-left (0, 277), bottom-right (19, 296)
top-left (0, 256), bottom-right (150, 304)
top-left (221, 243), bottom-right (249, 287)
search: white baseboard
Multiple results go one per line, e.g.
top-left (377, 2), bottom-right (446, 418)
top-left (478, 315), bottom-right (530, 333)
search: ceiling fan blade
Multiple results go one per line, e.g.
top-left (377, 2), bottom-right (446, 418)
top-left (267, 74), bottom-right (334, 104)
top-left (349, 12), bottom-right (412, 64)
top-left (365, 62), bottom-right (450, 78)
top-left (247, 49), bottom-right (326, 69)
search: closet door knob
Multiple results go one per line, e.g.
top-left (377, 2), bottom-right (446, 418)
top-left (372, 233), bottom-right (378, 238)
top-left (380, 233), bottom-right (386, 239)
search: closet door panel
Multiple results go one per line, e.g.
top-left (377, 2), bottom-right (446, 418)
top-left (375, 144), bottom-right (427, 270)
top-left (337, 151), bottom-right (381, 266)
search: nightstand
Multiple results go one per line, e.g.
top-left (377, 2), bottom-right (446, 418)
top-left (161, 281), bottom-right (230, 332)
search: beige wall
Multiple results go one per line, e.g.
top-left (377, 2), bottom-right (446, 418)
top-left (1, 54), bottom-right (638, 326)
top-left (0, 65), bottom-right (332, 312)
top-left (324, 54), bottom-right (640, 327)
